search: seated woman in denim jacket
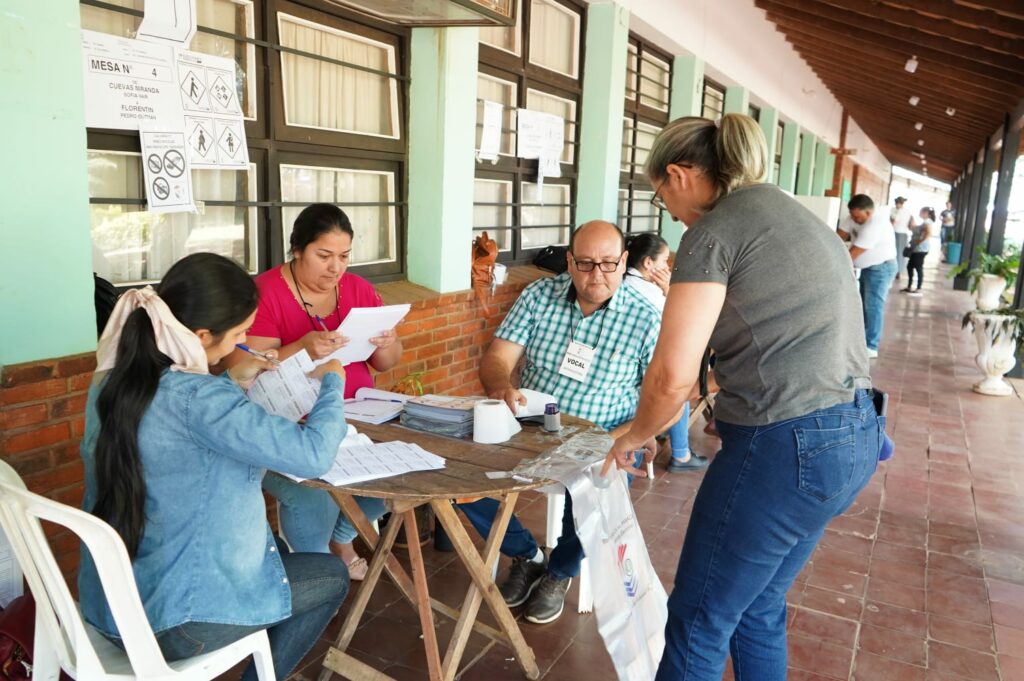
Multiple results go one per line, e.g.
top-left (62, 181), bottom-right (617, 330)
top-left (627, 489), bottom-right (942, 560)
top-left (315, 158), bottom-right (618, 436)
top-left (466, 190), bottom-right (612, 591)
top-left (78, 253), bottom-right (349, 681)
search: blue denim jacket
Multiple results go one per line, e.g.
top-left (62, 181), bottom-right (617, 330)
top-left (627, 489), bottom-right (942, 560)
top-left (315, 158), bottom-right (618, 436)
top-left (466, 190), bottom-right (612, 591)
top-left (78, 370), bottom-right (346, 637)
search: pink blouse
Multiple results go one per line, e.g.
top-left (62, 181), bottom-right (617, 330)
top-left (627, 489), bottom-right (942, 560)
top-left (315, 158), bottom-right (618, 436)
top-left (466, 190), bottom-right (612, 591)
top-left (250, 266), bottom-right (384, 399)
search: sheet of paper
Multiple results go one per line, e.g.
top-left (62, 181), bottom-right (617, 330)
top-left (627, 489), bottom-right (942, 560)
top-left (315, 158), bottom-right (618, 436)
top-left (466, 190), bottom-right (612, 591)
top-left (313, 304), bottom-right (411, 367)
top-left (516, 108), bottom-right (563, 161)
top-left (177, 50), bottom-right (249, 169)
top-left (137, 0), bottom-right (197, 47)
top-left (247, 350), bottom-right (320, 421)
top-left (477, 100), bottom-right (502, 162)
top-left (515, 388), bottom-right (558, 418)
top-left (81, 30), bottom-right (183, 130)
top-left (140, 129), bottom-right (194, 213)
top-left (343, 399), bottom-right (404, 425)
top-left (283, 442), bottom-right (446, 487)
top-left (0, 528), bottom-right (23, 608)
top-left (354, 387), bottom-right (411, 403)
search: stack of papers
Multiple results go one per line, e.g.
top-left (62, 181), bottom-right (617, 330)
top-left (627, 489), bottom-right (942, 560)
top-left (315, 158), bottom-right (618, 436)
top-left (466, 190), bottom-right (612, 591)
top-left (344, 387), bottom-right (409, 425)
top-left (404, 395), bottom-right (480, 423)
top-left (283, 441), bottom-right (446, 487)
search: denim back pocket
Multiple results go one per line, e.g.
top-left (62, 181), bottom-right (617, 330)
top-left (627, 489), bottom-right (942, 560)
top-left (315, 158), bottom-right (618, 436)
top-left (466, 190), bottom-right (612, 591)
top-left (794, 424), bottom-right (857, 502)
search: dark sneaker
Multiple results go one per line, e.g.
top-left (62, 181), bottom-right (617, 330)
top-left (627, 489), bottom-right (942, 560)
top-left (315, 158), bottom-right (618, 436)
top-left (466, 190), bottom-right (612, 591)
top-left (524, 574), bottom-right (571, 624)
top-left (667, 455), bottom-right (710, 473)
top-left (499, 556), bottom-right (547, 607)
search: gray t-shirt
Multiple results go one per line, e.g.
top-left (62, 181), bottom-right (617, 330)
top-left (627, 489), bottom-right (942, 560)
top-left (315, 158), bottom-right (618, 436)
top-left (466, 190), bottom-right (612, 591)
top-left (671, 183), bottom-right (871, 426)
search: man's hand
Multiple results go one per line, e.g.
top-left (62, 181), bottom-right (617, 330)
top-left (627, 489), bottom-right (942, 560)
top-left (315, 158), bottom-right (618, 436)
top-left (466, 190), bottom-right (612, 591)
top-left (600, 431), bottom-right (645, 478)
top-left (490, 387), bottom-right (527, 415)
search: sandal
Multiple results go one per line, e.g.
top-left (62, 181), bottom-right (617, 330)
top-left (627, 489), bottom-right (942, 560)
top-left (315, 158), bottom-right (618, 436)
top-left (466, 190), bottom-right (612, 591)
top-left (346, 556), bottom-right (368, 581)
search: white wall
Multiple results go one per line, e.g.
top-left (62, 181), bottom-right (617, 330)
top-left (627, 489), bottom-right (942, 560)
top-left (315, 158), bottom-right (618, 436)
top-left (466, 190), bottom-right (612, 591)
top-left (611, 0), bottom-right (891, 179)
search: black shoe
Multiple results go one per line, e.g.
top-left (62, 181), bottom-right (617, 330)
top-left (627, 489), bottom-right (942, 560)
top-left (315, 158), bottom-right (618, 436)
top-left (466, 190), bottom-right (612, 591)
top-left (499, 556), bottom-right (547, 607)
top-left (899, 287), bottom-right (912, 293)
top-left (667, 454), bottom-right (710, 473)
top-left (524, 574), bottom-right (571, 624)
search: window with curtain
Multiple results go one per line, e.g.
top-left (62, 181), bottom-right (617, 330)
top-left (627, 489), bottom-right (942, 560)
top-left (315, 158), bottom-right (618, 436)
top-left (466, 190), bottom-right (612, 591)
top-left (619, 36), bottom-right (670, 235)
top-left (701, 78), bottom-right (725, 121)
top-left (473, 0), bottom-right (583, 263)
top-left (81, 0), bottom-right (408, 283)
top-left (774, 121), bottom-right (784, 185)
top-left (88, 150), bottom-right (257, 285)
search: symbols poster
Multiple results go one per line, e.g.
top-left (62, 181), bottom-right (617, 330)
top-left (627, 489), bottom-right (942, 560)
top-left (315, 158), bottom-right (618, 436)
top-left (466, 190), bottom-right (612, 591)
top-left (177, 50), bottom-right (249, 169)
top-left (140, 130), bottom-right (195, 213)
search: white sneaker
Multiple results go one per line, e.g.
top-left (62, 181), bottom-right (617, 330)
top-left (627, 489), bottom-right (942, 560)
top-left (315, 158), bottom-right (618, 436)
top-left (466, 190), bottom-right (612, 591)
top-left (867, 348), bottom-right (879, 359)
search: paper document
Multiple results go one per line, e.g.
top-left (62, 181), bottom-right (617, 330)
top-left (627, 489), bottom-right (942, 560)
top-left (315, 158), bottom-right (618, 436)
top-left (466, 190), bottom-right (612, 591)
top-left (284, 442), bottom-right (446, 487)
top-left (355, 387), bottom-right (411, 403)
top-left (140, 129), bottom-right (194, 213)
top-left (515, 388), bottom-right (558, 418)
top-left (477, 100), bottom-right (502, 161)
top-left (137, 0), bottom-right (197, 46)
top-left (313, 304), bottom-right (411, 366)
top-left (247, 350), bottom-right (320, 421)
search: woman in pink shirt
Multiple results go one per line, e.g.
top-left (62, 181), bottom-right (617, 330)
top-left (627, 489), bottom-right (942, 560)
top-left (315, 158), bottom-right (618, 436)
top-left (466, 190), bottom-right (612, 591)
top-left (226, 204), bottom-right (402, 579)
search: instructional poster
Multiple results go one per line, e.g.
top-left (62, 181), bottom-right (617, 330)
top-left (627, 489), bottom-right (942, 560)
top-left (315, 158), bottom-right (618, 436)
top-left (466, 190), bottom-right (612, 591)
top-left (140, 130), bottom-right (195, 213)
top-left (81, 29), bottom-right (183, 130)
top-left (177, 50), bottom-right (250, 169)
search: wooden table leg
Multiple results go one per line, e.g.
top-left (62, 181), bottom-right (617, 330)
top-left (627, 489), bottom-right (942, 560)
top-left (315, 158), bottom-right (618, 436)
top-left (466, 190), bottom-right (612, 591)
top-left (437, 494), bottom-right (518, 681)
top-left (432, 500), bottom-right (541, 680)
top-left (318, 506), bottom-right (405, 681)
top-left (403, 508), bottom-right (444, 681)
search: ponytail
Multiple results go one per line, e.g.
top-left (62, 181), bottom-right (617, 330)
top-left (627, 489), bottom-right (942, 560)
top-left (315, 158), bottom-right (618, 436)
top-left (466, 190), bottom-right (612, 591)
top-left (625, 232), bottom-right (669, 271)
top-left (92, 308), bottom-right (171, 558)
top-left (646, 113), bottom-right (768, 205)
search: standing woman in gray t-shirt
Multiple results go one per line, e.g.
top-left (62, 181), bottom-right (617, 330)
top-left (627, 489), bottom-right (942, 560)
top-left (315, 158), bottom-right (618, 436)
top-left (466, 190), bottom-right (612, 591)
top-left (601, 114), bottom-right (881, 680)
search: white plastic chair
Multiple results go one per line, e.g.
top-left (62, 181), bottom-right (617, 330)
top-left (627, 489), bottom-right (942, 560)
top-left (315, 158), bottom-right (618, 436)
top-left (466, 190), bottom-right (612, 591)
top-left (0, 460), bottom-right (275, 680)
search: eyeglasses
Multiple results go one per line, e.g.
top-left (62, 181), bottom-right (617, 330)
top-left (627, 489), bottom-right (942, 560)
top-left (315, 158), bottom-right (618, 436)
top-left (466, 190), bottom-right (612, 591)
top-left (571, 254), bottom-right (624, 273)
top-left (650, 179), bottom-right (667, 211)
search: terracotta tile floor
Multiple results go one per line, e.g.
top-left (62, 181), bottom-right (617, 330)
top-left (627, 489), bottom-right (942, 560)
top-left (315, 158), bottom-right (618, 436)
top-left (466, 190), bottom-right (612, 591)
top-left (252, 259), bottom-right (1024, 680)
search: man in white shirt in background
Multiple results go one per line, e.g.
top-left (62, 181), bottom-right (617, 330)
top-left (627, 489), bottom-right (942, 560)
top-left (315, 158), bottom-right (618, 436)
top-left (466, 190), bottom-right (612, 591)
top-left (838, 194), bottom-right (898, 359)
top-left (890, 196), bottom-right (914, 280)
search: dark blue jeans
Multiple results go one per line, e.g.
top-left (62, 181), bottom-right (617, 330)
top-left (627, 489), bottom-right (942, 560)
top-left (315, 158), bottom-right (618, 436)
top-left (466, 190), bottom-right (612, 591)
top-left (656, 390), bottom-right (880, 681)
top-left (142, 548), bottom-right (348, 681)
top-left (457, 495), bottom-right (583, 581)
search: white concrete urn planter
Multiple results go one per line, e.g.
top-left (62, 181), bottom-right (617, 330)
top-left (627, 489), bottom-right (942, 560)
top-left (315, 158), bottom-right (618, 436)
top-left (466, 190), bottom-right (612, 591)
top-left (975, 274), bottom-right (1008, 311)
top-left (967, 312), bottom-right (1018, 396)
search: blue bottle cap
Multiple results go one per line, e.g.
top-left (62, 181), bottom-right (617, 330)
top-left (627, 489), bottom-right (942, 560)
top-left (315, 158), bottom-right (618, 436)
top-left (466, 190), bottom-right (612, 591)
top-left (544, 403), bottom-right (558, 415)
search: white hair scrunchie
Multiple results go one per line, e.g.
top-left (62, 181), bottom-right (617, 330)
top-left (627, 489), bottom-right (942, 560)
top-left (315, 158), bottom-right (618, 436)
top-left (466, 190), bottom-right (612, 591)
top-left (96, 286), bottom-right (209, 375)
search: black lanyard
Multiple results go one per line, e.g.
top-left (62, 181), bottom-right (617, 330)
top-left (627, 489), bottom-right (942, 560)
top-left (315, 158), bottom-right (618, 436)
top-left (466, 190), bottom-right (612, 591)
top-left (290, 259), bottom-right (341, 331)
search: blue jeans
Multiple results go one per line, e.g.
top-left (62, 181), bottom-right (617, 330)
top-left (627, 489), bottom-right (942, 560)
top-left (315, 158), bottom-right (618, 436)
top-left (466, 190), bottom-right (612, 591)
top-left (457, 495), bottom-right (583, 581)
top-left (668, 403), bottom-right (691, 457)
top-left (112, 543), bottom-right (348, 681)
top-left (858, 259), bottom-right (897, 351)
top-left (263, 475), bottom-right (387, 549)
top-left (656, 390), bottom-right (880, 681)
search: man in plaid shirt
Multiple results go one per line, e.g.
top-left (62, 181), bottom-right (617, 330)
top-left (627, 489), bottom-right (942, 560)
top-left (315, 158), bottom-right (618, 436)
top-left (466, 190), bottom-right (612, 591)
top-left (459, 220), bottom-right (665, 624)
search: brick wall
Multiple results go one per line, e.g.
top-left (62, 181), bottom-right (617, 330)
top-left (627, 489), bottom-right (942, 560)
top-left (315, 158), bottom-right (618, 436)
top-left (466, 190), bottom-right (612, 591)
top-left (0, 268), bottom-right (548, 577)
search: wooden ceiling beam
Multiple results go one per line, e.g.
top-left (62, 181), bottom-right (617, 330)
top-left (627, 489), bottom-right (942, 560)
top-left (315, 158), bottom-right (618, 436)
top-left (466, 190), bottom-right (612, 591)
top-left (783, 29), bottom-right (1021, 97)
top-left (813, 80), bottom-right (999, 129)
top-left (797, 52), bottom-right (1013, 112)
top-left (804, 0), bottom-right (1024, 51)
top-left (835, 99), bottom-right (994, 144)
top-left (758, 0), bottom-right (1024, 74)
top-left (879, 0), bottom-right (1024, 38)
top-left (956, 1), bottom-right (1024, 20)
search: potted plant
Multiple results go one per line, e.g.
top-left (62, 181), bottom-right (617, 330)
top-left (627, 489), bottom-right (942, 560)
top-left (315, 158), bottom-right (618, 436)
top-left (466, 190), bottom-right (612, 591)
top-left (949, 244), bottom-right (1020, 310)
top-left (962, 307), bottom-right (1024, 396)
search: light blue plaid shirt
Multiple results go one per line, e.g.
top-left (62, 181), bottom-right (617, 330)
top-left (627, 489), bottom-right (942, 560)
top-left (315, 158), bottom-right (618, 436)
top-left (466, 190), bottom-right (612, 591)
top-left (496, 272), bottom-right (661, 430)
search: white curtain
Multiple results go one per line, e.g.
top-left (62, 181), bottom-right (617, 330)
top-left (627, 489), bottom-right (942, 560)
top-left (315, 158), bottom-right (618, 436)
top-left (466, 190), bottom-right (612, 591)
top-left (80, 0), bottom-right (141, 37)
top-left (528, 0), bottom-right (578, 78)
top-left (89, 152), bottom-right (256, 284)
top-left (192, 0), bottom-right (256, 118)
top-left (634, 122), bottom-right (662, 171)
top-left (520, 182), bottom-right (569, 248)
top-left (617, 189), bottom-right (629, 233)
top-left (526, 90), bottom-right (575, 163)
top-left (280, 165), bottom-right (395, 265)
top-left (477, 75), bottom-right (517, 155)
top-left (625, 44), bottom-right (639, 101)
top-left (473, 180), bottom-right (512, 251)
top-left (630, 190), bottom-right (658, 233)
top-left (480, 0), bottom-right (520, 55)
top-left (639, 53), bottom-right (670, 112)
top-left (278, 14), bottom-right (397, 138)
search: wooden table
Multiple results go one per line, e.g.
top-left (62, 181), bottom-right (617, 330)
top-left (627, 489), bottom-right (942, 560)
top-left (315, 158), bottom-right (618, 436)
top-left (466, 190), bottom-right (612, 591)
top-left (310, 415), bottom-right (601, 681)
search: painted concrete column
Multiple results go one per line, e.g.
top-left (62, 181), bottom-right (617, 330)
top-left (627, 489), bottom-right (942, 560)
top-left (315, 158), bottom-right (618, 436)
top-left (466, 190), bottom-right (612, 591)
top-left (406, 27), bottom-right (479, 293)
top-left (795, 133), bottom-right (816, 196)
top-left (723, 86), bottom-right (749, 115)
top-left (778, 122), bottom-right (801, 194)
top-left (0, 0), bottom-right (95, 366)
top-left (758, 106), bottom-right (780, 184)
top-left (812, 138), bottom-right (831, 196)
top-left (660, 54), bottom-right (704, 248)
top-left (575, 2), bottom-right (630, 224)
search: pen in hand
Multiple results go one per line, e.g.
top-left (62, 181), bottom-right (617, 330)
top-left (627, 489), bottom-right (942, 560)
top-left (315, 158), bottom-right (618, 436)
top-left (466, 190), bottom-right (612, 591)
top-left (235, 344), bottom-right (282, 366)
